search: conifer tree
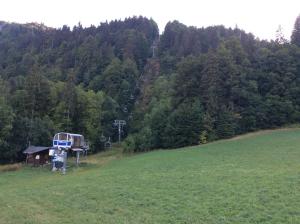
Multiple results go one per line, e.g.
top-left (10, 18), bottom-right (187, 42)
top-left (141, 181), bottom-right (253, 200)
top-left (291, 15), bottom-right (300, 46)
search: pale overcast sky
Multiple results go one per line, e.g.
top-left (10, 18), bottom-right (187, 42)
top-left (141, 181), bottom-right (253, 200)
top-left (0, 0), bottom-right (299, 40)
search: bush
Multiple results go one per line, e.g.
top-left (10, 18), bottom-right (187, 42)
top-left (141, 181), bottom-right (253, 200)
top-left (122, 135), bottom-right (136, 153)
top-left (123, 127), bottom-right (154, 153)
top-left (199, 130), bottom-right (208, 144)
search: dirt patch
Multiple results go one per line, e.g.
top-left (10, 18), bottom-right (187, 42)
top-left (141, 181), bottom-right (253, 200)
top-left (0, 163), bottom-right (22, 172)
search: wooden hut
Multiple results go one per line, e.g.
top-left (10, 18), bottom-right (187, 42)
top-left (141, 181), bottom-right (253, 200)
top-left (23, 146), bottom-right (51, 166)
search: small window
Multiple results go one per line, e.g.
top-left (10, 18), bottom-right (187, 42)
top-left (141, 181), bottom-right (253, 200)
top-left (59, 133), bottom-right (68, 140)
top-left (73, 136), bottom-right (81, 147)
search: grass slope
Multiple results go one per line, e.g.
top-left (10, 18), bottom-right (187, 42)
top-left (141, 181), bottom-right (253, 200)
top-left (1, 129), bottom-right (300, 224)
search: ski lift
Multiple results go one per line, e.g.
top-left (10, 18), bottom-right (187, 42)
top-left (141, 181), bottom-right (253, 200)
top-left (53, 132), bottom-right (86, 149)
top-left (123, 106), bottom-right (128, 113)
top-left (128, 113), bottom-right (133, 120)
top-left (51, 132), bottom-right (89, 173)
top-left (100, 133), bottom-right (106, 143)
top-left (105, 137), bottom-right (112, 149)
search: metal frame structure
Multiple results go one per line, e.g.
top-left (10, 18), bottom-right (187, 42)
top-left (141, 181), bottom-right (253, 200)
top-left (113, 120), bottom-right (126, 144)
top-left (51, 132), bottom-right (89, 173)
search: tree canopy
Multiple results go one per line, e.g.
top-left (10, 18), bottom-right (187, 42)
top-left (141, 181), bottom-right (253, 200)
top-left (0, 15), bottom-right (300, 163)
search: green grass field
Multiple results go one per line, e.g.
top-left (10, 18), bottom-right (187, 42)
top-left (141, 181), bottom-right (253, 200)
top-left (1, 129), bottom-right (300, 224)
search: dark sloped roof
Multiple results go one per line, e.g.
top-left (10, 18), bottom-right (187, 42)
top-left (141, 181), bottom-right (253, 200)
top-left (23, 146), bottom-right (51, 154)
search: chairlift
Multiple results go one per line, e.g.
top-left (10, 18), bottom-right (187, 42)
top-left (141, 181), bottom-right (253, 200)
top-left (100, 133), bottom-right (106, 142)
top-left (105, 137), bottom-right (112, 149)
top-left (51, 132), bottom-right (89, 173)
top-left (53, 132), bottom-right (87, 149)
top-left (128, 113), bottom-right (133, 120)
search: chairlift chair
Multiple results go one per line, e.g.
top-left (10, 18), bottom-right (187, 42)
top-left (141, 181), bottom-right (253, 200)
top-left (51, 132), bottom-right (89, 171)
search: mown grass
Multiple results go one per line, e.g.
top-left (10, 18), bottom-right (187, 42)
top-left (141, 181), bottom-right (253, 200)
top-left (1, 129), bottom-right (300, 223)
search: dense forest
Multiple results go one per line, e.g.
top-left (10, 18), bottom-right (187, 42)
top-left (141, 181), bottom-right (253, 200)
top-left (0, 15), bottom-right (299, 163)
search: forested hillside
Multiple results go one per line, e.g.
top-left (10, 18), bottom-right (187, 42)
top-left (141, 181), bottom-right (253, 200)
top-left (0, 15), bottom-right (300, 163)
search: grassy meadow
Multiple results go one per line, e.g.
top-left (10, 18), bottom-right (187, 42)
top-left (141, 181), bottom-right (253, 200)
top-left (1, 129), bottom-right (300, 223)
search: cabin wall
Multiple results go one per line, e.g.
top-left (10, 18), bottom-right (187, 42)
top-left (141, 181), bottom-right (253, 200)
top-left (26, 151), bottom-right (50, 166)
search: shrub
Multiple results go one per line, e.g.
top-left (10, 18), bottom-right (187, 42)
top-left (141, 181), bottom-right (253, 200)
top-left (199, 130), bottom-right (208, 144)
top-left (122, 135), bottom-right (136, 153)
